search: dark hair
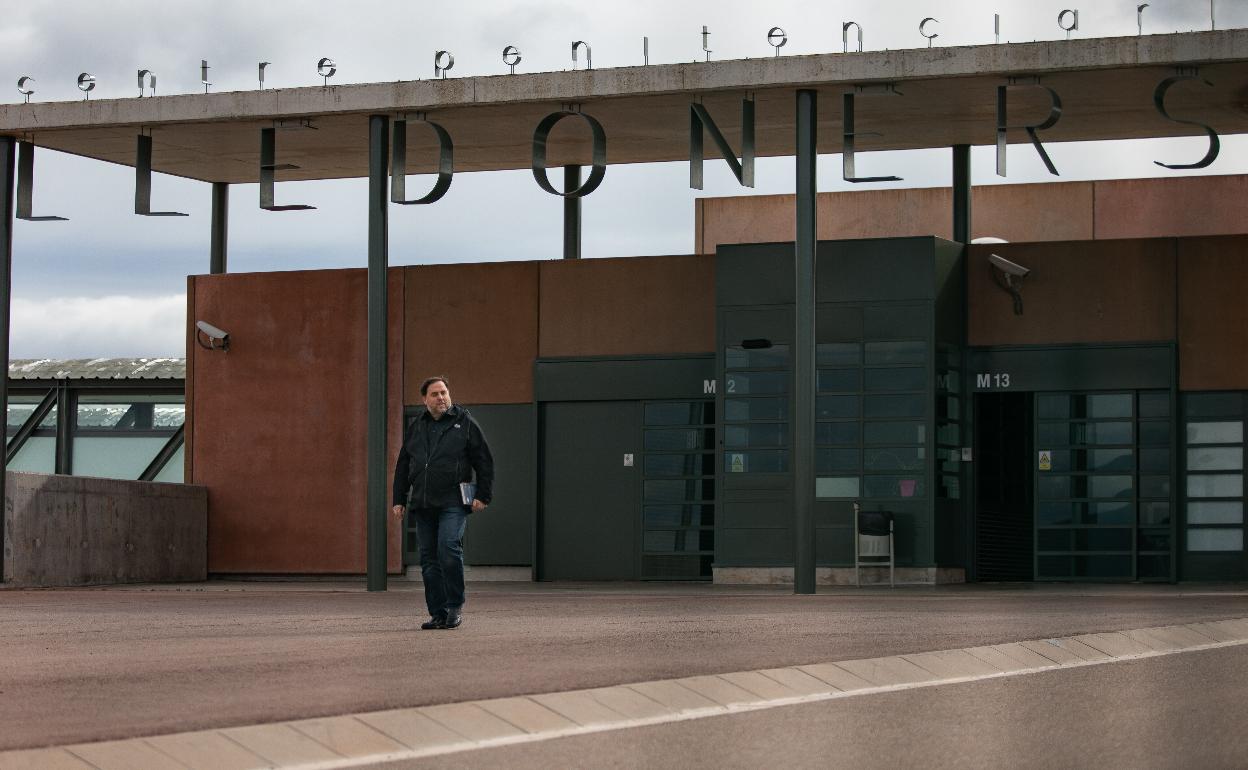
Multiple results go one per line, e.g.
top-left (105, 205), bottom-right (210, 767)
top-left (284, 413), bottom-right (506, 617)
top-left (420, 376), bottom-right (450, 396)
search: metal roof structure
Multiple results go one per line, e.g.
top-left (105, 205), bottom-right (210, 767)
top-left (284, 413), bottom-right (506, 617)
top-left (0, 31), bottom-right (1245, 182)
top-left (8, 358), bottom-right (186, 381)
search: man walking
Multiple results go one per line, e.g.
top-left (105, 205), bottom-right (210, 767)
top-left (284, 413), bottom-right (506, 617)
top-left (392, 376), bottom-right (494, 630)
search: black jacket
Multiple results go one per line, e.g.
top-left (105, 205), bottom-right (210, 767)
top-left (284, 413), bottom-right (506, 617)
top-left (392, 405), bottom-right (494, 511)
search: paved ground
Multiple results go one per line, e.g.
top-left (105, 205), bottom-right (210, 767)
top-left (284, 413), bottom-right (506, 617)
top-left (2, 580), bottom-right (1247, 753)
top-left (405, 645), bottom-right (1248, 769)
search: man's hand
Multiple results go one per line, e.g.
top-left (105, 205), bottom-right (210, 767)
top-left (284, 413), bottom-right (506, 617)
top-left (471, 499), bottom-right (487, 513)
top-left (391, 505), bottom-right (405, 518)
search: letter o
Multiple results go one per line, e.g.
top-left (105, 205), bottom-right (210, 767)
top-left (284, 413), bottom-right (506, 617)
top-left (531, 110), bottom-right (607, 198)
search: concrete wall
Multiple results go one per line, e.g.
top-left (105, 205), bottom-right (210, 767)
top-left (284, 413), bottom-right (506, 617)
top-left (188, 268), bottom-right (404, 575)
top-left (3, 471), bottom-right (207, 586)
top-left (696, 175), bottom-right (1248, 254)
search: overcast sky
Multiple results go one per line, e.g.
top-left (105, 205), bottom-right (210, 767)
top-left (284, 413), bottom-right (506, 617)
top-left (1, 0), bottom-right (1245, 357)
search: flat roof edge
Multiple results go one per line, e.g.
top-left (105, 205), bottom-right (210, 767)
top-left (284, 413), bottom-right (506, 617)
top-left (2, 30), bottom-right (1246, 133)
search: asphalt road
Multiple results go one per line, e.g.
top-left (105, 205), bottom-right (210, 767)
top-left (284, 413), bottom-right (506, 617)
top-left (391, 645), bottom-right (1248, 770)
top-left (2, 581), bottom-right (1247, 751)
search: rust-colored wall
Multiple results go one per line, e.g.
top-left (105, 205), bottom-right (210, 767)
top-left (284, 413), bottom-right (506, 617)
top-left (1179, 236), bottom-right (1248, 390)
top-left (539, 255), bottom-right (714, 357)
top-left (967, 240), bottom-right (1176, 347)
top-left (696, 183), bottom-right (1094, 254)
top-left (1096, 176), bottom-right (1248, 240)
top-left (696, 175), bottom-right (1248, 254)
top-left (190, 268), bottom-right (404, 574)
top-left (403, 261), bottom-right (539, 405)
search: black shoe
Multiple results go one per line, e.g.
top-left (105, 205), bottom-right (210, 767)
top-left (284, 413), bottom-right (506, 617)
top-left (420, 614), bottom-right (446, 630)
top-left (442, 609), bottom-right (462, 629)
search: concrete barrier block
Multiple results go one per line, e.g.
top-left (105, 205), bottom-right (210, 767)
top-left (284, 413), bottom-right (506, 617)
top-left (3, 471), bottom-right (207, 587)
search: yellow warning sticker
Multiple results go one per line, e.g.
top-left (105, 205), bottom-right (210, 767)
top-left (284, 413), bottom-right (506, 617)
top-left (1038, 450), bottom-right (1052, 471)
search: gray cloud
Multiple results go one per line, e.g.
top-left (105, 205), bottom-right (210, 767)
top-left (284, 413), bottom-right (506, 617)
top-left (2, 0), bottom-right (1246, 356)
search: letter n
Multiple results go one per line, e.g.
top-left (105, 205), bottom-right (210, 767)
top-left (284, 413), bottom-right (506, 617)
top-left (690, 99), bottom-right (754, 190)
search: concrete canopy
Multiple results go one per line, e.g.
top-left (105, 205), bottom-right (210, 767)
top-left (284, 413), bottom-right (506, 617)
top-left (1, 30), bottom-right (1247, 183)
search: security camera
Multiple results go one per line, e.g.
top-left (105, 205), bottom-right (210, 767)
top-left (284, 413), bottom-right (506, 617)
top-left (987, 255), bottom-right (1029, 316)
top-left (988, 253), bottom-right (1030, 278)
top-left (195, 320), bottom-right (230, 351)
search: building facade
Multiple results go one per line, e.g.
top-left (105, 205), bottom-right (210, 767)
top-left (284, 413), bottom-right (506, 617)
top-left (185, 175), bottom-right (1248, 583)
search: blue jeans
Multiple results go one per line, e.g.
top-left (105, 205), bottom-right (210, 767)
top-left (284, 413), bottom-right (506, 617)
top-left (413, 506), bottom-right (468, 617)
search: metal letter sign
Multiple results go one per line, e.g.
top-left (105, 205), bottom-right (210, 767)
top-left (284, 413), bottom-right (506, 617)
top-left (532, 108), bottom-right (606, 198)
top-left (920, 18), bottom-right (939, 47)
top-left (843, 22), bottom-right (863, 53)
top-left (689, 98), bottom-right (755, 190)
top-left (135, 134), bottom-right (188, 216)
top-left (843, 86), bottom-right (903, 183)
top-left (767, 27), bottom-right (787, 57)
top-left (77, 73), bottom-right (95, 100)
top-left (201, 60), bottom-right (211, 93)
top-left (318, 58), bottom-right (336, 86)
top-left (1058, 10), bottom-right (1079, 40)
top-left (259, 127), bottom-right (315, 211)
top-left (572, 41), bottom-right (592, 70)
top-left (434, 51), bottom-right (454, 79)
top-left (391, 114), bottom-right (454, 204)
top-left (1153, 73), bottom-right (1220, 169)
top-left (17, 76), bottom-right (34, 103)
top-left (16, 142), bottom-right (66, 221)
top-left (259, 62), bottom-right (270, 90)
top-left (996, 80), bottom-right (1063, 177)
top-left (137, 69), bottom-right (156, 97)
top-left (503, 46), bottom-right (521, 74)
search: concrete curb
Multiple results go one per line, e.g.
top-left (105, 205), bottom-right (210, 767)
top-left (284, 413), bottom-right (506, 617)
top-left (4, 617), bottom-right (1246, 769)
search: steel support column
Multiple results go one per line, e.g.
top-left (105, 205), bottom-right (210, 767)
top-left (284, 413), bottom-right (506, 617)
top-left (54, 382), bottom-right (72, 474)
top-left (366, 115), bottom-right (390, 592)
top-left (210, 182), bottom-right (228, 274)
top-left (952, 145), bottom-right (971, 244)
top-left (952, 144), bottom-right (973, 575)
top-left (563, 165), bottom-right (581, 259)
top-left (794, 90), bottom-right (817, 595)
top-left (0, 137), bottom-right (14, 581)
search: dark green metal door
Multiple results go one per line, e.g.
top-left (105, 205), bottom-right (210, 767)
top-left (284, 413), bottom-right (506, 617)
top-left (539, 401), bottom-right (640, 580)
top-left (1033, 390), bottom-right (1174, 581)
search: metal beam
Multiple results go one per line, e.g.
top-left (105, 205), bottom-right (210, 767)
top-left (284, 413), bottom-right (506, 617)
top-left (563, 165), bottom-right (581, 259)
top-left (139, 425), bottom-right (185, 482)
top-left (5, 388), bottom-right (55, 464)
top-left (366, 114), bottom-right (389, 592)
top-left (952, 144), bottom-right (971, 244)
top-left (794, 89), bottom-right (817, 595)
top-left (54, 382), bottom-right (72, 474)
top-left (210, 183), bottom-right (228, 274)
top-left (0, 137), bottom-right (14, 582)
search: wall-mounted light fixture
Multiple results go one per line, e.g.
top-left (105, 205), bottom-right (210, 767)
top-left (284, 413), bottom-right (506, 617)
top-left (988, 253), bottom-right (1030, 316)
top-left (195, 321), bottom-right (230, 351)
